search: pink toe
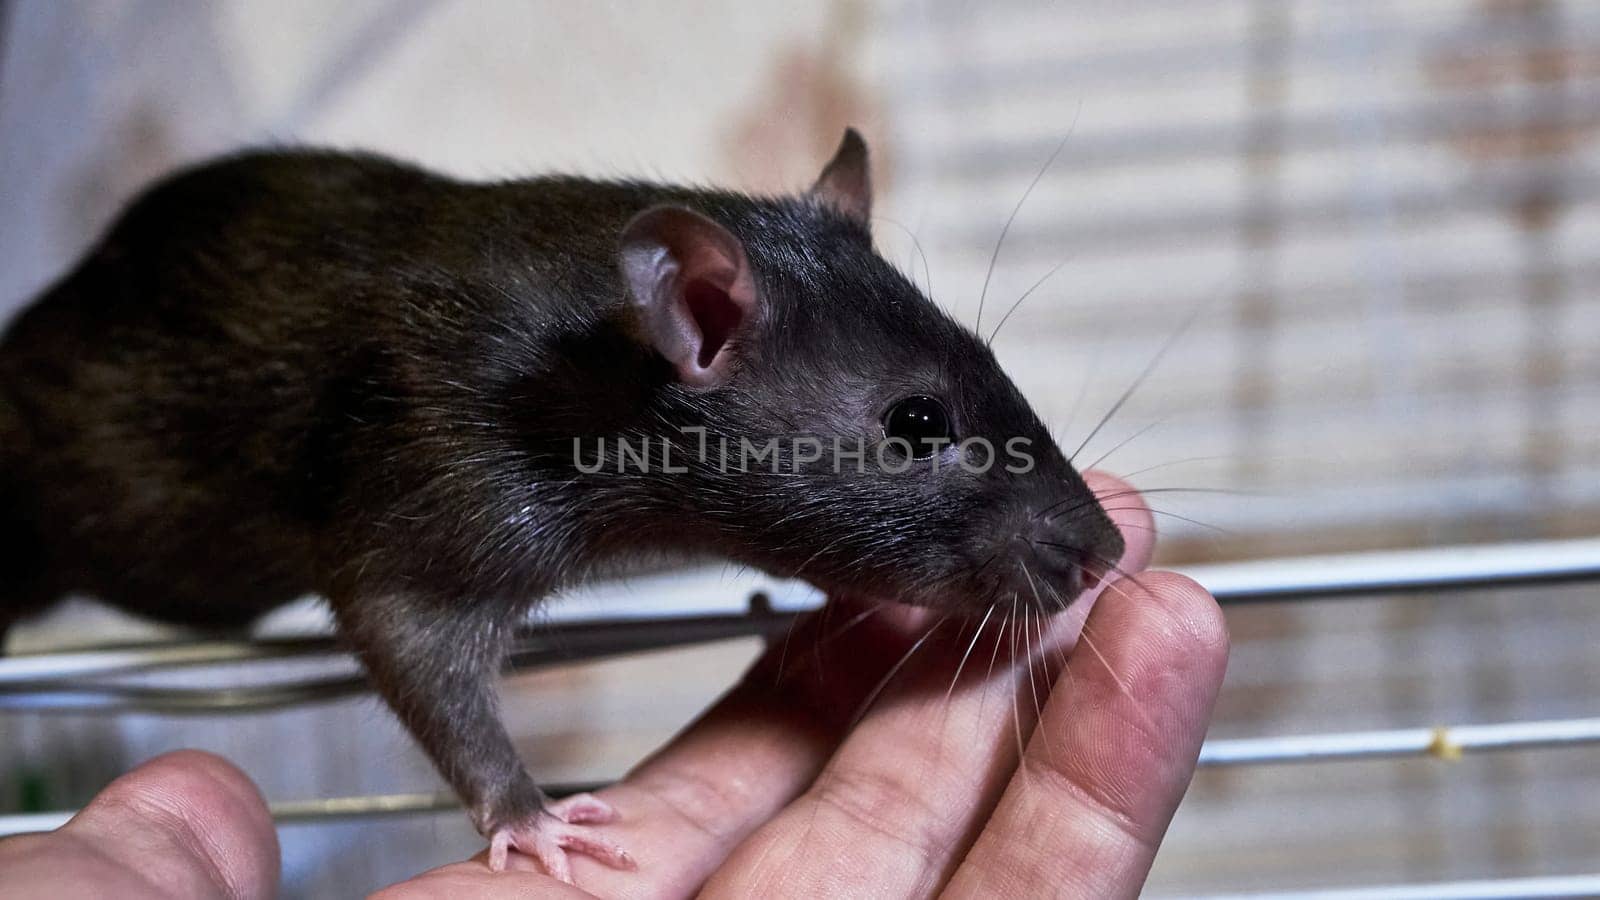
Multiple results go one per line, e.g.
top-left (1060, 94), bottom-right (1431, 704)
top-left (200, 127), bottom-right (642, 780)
top-left (557, 831), bottom-right (636, 870)
top-left (487, 833), bottom-right (510, 872)
top-left (550, 793), bottom-right (617, 825)
top-left (534, 840), bottom-right (574, 883)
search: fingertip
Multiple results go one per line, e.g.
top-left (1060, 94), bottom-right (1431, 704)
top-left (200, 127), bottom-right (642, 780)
top-left (131, 750), bottom-right (270, 812)
top-left (123, 750), bottom-right (278, 847)
top-left (1115, 570), bottom-right (1229, 670)
top-left (1083, 470), bottom-right (1155, 574)
top-left (1081, 569), bottom-right (1229, 743)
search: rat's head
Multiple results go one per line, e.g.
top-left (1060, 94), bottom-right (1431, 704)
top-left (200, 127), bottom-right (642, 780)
top-left (613, 130), bottom-right (1124, 615)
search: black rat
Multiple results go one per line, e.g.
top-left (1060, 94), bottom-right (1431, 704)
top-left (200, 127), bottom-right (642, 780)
top-left (0, 130), bottom-right (1125, 879)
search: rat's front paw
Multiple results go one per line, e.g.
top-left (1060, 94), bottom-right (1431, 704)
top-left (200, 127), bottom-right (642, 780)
top-left (485, 794), bottom-right (635, 882)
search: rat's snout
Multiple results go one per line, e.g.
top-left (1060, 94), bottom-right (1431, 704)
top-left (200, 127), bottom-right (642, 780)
top-left (1019, 530), bottom-right (1091, 603)
top-left (1012, 510), bottom-right (1124, 610)
top-left (1029, 536), bottom-right (1093, 592)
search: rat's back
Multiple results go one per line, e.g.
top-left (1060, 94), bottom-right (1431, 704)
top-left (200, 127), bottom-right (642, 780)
top-left (0, 150), bottom-right (495, 631)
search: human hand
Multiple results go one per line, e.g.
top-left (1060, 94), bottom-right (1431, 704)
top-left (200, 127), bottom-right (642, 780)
top-left (388, 471), bottom-right (1228, 898)
top-left (0, 472), bottom-right (1227, 899)
top-left (0, 749), bottom-right (278, 900)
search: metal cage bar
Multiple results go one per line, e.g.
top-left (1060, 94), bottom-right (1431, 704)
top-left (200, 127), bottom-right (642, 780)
top-left (1188, 873), bottom-right (1600, 900)
top-left (2, 537), bottom-right (1596, 713)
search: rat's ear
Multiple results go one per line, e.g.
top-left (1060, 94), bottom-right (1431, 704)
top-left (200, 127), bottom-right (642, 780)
top-left (618, 206), bottom-right (760, 389)
top-left (811, 128), bottom-right (872, 228)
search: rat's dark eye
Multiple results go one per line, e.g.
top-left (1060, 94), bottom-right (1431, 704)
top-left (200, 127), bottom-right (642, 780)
top-left (884, 395), bottom-right (955, 459)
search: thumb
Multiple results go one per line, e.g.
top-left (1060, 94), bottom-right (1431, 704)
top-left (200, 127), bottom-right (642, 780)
top-left (0, 750), bottom-right (279, 900)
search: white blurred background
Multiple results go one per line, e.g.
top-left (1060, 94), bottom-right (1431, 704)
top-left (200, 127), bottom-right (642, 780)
top-left (1, 1), bottom-right (1597, 896)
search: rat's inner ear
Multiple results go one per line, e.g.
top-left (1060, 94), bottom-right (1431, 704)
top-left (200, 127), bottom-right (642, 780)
top-left (618, 206), bottom-right (759, 389)
top-left (810, 127), bottom-right (872, 228)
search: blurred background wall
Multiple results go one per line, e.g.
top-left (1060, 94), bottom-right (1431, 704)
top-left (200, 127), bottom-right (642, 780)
top-left (1, 1), bottom-right (1596, 896)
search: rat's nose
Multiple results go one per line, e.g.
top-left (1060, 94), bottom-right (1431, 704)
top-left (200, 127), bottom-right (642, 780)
top-left (1028, 538), bottom-right (1090, 599)
top-left (1025, 522), bottom-right (1120, 605)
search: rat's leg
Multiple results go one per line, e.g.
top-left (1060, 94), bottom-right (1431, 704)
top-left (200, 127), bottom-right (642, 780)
top-left (0, 484), bottom-right (53, 655)
top-left (332, 595), bottom-right (635, 880)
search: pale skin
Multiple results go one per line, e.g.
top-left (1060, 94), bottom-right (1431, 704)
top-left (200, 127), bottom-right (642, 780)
top-left (0, 473), bottom-right (1230, 898)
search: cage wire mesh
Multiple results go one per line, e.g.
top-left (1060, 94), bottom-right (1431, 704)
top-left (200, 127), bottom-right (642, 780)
top-left (858, 1), bottom-right (1600, 892)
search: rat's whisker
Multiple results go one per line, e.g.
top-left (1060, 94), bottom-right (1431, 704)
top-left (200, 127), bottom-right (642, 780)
top-left (1032, 602), bottom-right (1066, 677)
top-left (1082, 547), bottom-right (1153, 594)
top-left (1103, 521), bottom-right (1160, 534)
top-left (1041, 485), bottom-right (1233, 534)
top-left (1056, 338), bottom-right (1105, 450)
top-left (787, 531), bottom-right (856, 583)
top-left (1080, 583), bottom-right (1164, 737)
top-left (848, 614), bottom-right (950, 731)
top-left (944, 603), bottom-right (997, 707)
top-left (1034, 539), bottom-right (1080, 553)
top-left (1035, 606), bottom-right (1079, 754)
top-left (1069, 288), bottom-right (1209, 464)
top-left (1028, 607), bottom-right (1064, 768)
top-left (970, 551), bottom-right (1000, 584)
top-left (1008, 593), bottom-right (1029, 778)
top-left (1016, 561), bottom-right (1047, 707)
top-left (1016, 558), bottom-right (1043, 611)
top-left (774, 610), bottom-right (804, 688)
top-left (1035, 567), bottom-right (1075, 621)
top-left (813, 598), bottom-right (892, 647)
top-left (1076, 615), bottom-right (1158, 736)
top-left (988, 258), bottom-right (1072, 346)
top-left (1039, 478), bottom-right (1236, 523)
top-left (809, 589), bottom-right (839, 685)
top-left (1099, 505), bottom-right (1232, 535)
top-left (1030, 541), bottom-right (1149, 599)
top-left (1023, 606), bottom-right (1041, 711)
top-left (933, 608), bottom-right (994, 773)
top-left (1033, 493), bottom-right (1091, 522)
top-left (1083, 418), bottom-right (1165, 473)
top-left (872, 215), bottom-right (937, 307)
top-left (1114, 455), bottom-right (1233, 481)
top-left (976, 604), bottom-right (1013, 729)
top-left (1022, 607), bottom-right (1057, 769)
top-left (1033, 539), bottom-right (1138, 584)
top-left (775, 600), bottom-right (889, 687)
top-left (975, 107), bottom-right (1081, 335)
top-left (1096, 486), bottom-right (1254, 500)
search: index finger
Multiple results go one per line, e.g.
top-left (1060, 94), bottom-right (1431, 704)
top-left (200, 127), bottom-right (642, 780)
top-left (941, 571), bottom-right (1228, 898)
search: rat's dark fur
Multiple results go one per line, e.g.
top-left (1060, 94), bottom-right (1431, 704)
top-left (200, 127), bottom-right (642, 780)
top-left (0, 144), bottom-right (1122, 853)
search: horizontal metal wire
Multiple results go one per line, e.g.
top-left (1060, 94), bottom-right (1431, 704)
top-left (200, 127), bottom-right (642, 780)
top-left (937, 166), bottom-right (1600, 259)
top-left (0, 713), bottom-right (1593, 837)
top-left (0, 610), bottom-right (800, 712)
top-left (0, 783), bottom-right (602, 838)
top-left (891, 8), bottom-right (1600, 96)
top-left (1178, 536), bottom-right (1600, 604)
top-left (1199, 717), bottom-right (1600, 766)
top-left (1, 538), bottom-right (1596, 713)
top-left (1187, 873), bottom-right (1600, 900)
top-left (928, 87), bottom-right (1600, 178)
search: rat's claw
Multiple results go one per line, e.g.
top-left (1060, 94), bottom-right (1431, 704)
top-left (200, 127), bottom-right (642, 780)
top-left (486, 811), bottom-right (636, 882)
